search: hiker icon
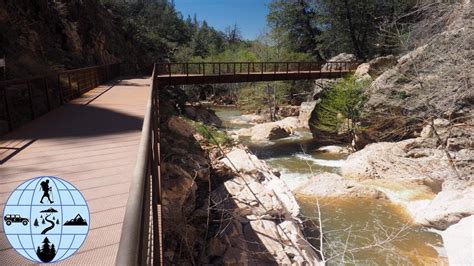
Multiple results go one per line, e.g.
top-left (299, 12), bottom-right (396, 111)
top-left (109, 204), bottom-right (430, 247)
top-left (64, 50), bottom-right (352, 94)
top-left (39, 179), bottom-right (54, 204)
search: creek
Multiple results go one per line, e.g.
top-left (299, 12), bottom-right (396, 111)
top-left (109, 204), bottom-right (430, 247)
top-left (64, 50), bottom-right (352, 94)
top-left (214, 106), bottom-right (447, 265)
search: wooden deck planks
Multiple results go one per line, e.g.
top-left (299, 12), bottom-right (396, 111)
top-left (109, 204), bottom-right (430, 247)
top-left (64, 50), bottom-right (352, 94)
top-left (0, 78), bottom-right (151, 265)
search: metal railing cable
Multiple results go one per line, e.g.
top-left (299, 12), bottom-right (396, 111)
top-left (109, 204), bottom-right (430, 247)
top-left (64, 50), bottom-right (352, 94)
top-left (116, 64), bottom-right (163, 266)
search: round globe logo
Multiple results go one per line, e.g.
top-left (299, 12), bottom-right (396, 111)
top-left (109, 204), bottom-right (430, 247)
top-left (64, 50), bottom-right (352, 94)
top-left (3, 176), bottom-right (90, 263)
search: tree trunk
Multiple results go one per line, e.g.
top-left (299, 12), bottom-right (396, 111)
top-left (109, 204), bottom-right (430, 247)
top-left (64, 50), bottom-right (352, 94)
top-left (343, 0), bottom-right (364, 58)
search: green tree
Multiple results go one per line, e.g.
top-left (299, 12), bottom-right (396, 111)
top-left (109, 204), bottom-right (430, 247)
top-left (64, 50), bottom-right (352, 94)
top-left (313, 76), bottom-right (369, 141)
top-left (267, 0), bottom-right (415, 59)
top-left (317, 0), bottom-right (414, 58)
top-left (267, 0), bottom-right (324, 60)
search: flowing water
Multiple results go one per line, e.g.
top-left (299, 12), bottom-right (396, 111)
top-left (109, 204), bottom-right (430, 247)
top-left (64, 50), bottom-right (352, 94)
top-left (214, 107), bottom-right (447, 265)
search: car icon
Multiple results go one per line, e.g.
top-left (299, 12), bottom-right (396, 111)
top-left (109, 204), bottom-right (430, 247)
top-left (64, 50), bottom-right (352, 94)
top-left (4, 214), bottom-right (29, 226)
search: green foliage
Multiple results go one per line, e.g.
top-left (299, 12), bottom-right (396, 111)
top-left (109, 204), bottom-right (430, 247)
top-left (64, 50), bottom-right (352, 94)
top-left (96, 0), bottom-right (232, 63)
top-left (398, 90), bottom-right (408, 99)
top-left (313, 76), bottom-right (369, 136)
top-left (268, 0), bottom-right (323, 60)
top-left (184, 118), bottom-right (232, 146)
top-left (267, 0), bottom-right (416, 59)
top-left (196, 124), bottom-right (232, 146)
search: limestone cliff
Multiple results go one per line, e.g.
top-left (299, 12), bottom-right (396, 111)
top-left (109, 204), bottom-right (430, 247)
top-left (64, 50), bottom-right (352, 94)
top-left (361, 0), bottom-right (473, 142)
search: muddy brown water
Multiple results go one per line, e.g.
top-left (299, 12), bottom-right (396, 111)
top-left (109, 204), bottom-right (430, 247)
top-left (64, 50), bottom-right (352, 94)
top-left (214, 107), bottom-right (447, 265)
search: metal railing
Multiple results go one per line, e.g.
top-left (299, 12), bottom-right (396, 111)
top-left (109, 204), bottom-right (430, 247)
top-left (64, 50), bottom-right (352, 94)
top-left (0, 63), bottom-right (120, 134)
top-left (155, 61), bottom-right (360, 77)
top-left (116, 64), bottom-right (163, 266)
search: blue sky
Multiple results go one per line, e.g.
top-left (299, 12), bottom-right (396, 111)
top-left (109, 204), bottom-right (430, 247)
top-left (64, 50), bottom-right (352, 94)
top-left (174, 0), bottom-right (272, 40)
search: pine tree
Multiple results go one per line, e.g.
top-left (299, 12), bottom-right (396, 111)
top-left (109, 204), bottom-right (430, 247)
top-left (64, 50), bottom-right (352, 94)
top-left (41, 237), bottom-right (51, 254)
top-left (268, 0), bottom-right (324, 60)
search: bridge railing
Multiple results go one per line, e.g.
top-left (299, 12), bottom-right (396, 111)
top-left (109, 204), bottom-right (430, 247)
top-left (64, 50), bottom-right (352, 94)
top-left (116, 64), bottom-right (163, 266)
top-left (155, 61), bottom-right (359, 77)
top-left (0, 63), bottom-right (120, 134)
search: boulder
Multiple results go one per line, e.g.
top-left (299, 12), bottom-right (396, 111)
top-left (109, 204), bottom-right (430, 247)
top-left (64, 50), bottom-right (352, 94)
top-left (167, 116), bottom-right (195, 138)
top-left (322, 53), bottom-right (357, 71)
top-left (214, 148), bottom-right (320, 264)
top-left (441, 216), bottom-right (474, 266)
top-left (184, 106), bottom-right (222, 127)
top-left (355, 55), bottom-right (398, 83)
top-left (251, 123), bottom-right (290, 140)
top-left (277, 105), bottom-right (300, 117)
top-left (312, 79), bottom-right (337, 100)
top-left (341, 120), bottom-right (474, 229)
top-left (277, 116), bottom-right (300, 129)
top-left (316, 145), bottom-right (351, 154)
top-left (411, 187), bottom-right (474, 230)
top-left (298, 101), bottom-right (317, 128)
top-left (342, 121), bottom-right (473, 183)
top-left (295, 173), bottom-right (387, 199)
top-left (241, 113), bottom-right (267, 124)
top-left (354, 63), bottom-right (372, 82)
top-left (235, 117), bottom-right (300, 141)
top-left (161, 163), bottom-right (197, 219)
top-left (367, 55), bottom-right (397, 77)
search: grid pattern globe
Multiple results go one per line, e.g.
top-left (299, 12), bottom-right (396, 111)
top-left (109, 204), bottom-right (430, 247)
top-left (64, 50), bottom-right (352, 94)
top-left (3, 176), bottom-right (90, 263)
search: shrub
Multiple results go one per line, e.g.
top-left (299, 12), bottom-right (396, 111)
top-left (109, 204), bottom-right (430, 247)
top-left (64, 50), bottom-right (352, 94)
top-left (184, 118), bottom-right (232, 146)
top-left (313, 76), bottom-right (369, 139)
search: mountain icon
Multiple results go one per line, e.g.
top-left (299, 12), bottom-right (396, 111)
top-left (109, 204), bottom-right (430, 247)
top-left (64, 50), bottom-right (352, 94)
top-left (63, 214), bottom-right (88, 226)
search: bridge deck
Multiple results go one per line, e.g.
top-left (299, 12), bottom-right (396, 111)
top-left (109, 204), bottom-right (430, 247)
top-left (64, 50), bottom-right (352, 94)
top-left (0, 78), bottom-right (151, 265)
top-left (157, 70), bottom-right (351, 85)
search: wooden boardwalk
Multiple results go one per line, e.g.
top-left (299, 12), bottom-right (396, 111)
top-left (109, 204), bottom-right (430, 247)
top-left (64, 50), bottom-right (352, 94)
top-left (0, 78), bottom-right (151, 265)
